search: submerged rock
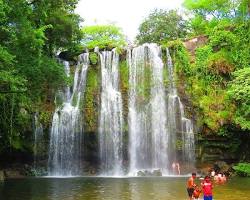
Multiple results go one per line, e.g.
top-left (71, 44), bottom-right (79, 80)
top-left (137, 169), bottom-right (162, 176)
top-left (152, 169), bottom-right (162, 176)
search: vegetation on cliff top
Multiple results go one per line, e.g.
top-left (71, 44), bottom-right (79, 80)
top-left (0, 0), bottom-right (81, 153)
top-left (181, 0), bottom-right (250, 134)
top-left (136, 9), bottom-right (188, 44)
top-left (81, 25), bottom-right (127, 50)
top-left (135, 0), bottom-right (249, 137)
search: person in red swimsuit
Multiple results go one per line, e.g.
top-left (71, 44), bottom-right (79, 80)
top-left (201, 176), bottom-right (213, 200)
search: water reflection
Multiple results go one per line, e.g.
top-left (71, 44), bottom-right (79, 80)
top-left (129, 177), bottom-right (186, 200)
top-left (0, 177), bottom-right (250, 200)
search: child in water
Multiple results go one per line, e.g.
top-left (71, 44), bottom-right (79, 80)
top-left (193, 185), bottom-right (202, 200)
top-left (201, 176), bottom-right (213, 200)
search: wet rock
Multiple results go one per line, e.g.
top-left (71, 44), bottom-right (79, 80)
top-left (137, 170), bottom-right (146, 176)
top-left (214, 161), bottom-right (230, 173)
top-left (183, 35), bottom-right (208, 63)
top-left (137, 169), bottom-right (162, 176)
top-left (152, 169), bottom-right (162, 176)
top-left (4, 170), bottom-right (25, 178)
top-left (0, 171), bottom-right (4, 181)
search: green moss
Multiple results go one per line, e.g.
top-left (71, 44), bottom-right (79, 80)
top-left (83, 67), bottom-right (99, 132)
top-left (143, 66), bottom-right (152, 101)
top-left (89, 52), bottom-right (98, 65)
top-left (40, 111), bottom-right (52, 128)
top-left (119, 60), bottom-right (129, 131)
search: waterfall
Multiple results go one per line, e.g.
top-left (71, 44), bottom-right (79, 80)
top-left (33, 113), bottom-right (43, 169)
top-left (48, 54), bottom-right (88, 176)
top-left (98, 49), bottom-right (124, 176)
top-left (128, 44), bottom-right (169, 175)
top-left (150, 45), bottom-right (169, 172)
top-left (166, 48), bottom-right (195, 168)
top-left (128, 44), bottom-right (195, 176)
top-left (46, 44), bottom-right (195, 177)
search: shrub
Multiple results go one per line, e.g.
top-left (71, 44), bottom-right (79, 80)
top-left (233, 163), bottom-right (250, 177)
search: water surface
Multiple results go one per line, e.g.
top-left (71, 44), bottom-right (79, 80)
top-left (0, 177), bottom-right (249, 200)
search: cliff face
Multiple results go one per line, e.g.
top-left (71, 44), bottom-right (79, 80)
top-left (183, 35), bottom-right (208, 63)
top-left (180, 36), bottom-right (250, 166)
top-left (1, 43), bottom-right (249, 177)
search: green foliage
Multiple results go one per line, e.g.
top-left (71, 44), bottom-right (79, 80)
top-left (40, 111), bottom-right (52, 128)
top-left (119, 61), bottom-right (129, 127)
top-left (230, 22), bottom-right (250, 69)
top-left (179, 0), bottom-right (250, 135)
top-left (136, 9), bottom-right (188, 44)
top-left (31, 0), bottom-right (82, 54)
top-left (187, 43), bottom-right (236, 131)
top-left (81, 25), bottom-right (127, 50)
top-left (184, 0), bottom-right (242, 19)
top-left (209, 29), bottom-right (237, 50)
top-left (233, 163), bottom-right (250, 177)
top-left (207, 51), bottom-right (234, 76)
top-left (0, 0), bottom-right (81, 153)
top-left (228, 68), bottom-right (250, 130)
top-left (89, 52), bottom-right (98, 65)
top-left (167, 40), bottom-right (191, 76)
top-left (84, 67), bottom-right (99, 131)
top-left (188, 14), bottom-right (208, 35)
top-left (199, 90), bottom-right (234, 131)
top-left (184, 0), bottom-right (249, 35)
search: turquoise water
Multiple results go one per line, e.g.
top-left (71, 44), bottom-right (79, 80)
top-left (0, 177), bottom-right (250, 200)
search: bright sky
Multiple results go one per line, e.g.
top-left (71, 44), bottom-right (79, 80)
top-left (75, 0), bottom-right (184, 41)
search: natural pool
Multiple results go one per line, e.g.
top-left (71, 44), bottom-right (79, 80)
top-left (0, 176), bottom-right (250, 200)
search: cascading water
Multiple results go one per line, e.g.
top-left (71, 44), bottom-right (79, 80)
top-left (33, 113), bottom-right (44, 169)
top-left (150, 46), bottom-right (169, 172)
top-left (48, 54), bottom-right (88, 176)
top-left (46, 44), bottom-right (194, 177)
top-left (128, 44), bottom-right (169, 175)
top-left (166, 48), bottom-right (195, 168)
top-left (98, 49), bottom-right (124, 176)
top-left (128, 44), bottom-right (195, 176)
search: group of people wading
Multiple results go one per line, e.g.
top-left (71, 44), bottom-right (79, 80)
top-left (186, 171), bottom-right (227, 200)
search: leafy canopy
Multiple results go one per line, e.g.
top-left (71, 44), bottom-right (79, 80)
top-left (81, 25), bottom-right (127, 50)
top-left (0, 0), bottom-right (81, 152)
top-left (136, 9), bottom-right (188, 44)
top-left (183, 0), bottom-right (249, 34)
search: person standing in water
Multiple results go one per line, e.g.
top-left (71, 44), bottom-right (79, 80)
top-left (186, 172), bottom-right (197, 200)
top-left (172, 161), bottom-right (180, 175)
top-left (201, 176), bottom-right (213, 200)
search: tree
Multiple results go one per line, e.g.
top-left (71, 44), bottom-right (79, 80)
top-left (31, 0), bottom-right (82, 55)
top-left (0, 0), bottom-right (81, 153)
top-left (184, 0), bottom-right (236, 19)
top-left (183, 0), bottom-right (250, 34)
top-left (136, 9), bottom-right (188, 44)
top-left (81, 25), bottom-right (127, 50)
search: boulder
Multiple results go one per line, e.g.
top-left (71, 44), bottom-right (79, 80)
top-left (152, 169), bottom-right (162, 176)
top-left (137, 171), bottom-right (146, 176)
top-left (214, 161), bottom-right (230, 173)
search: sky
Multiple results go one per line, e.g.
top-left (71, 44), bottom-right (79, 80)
top-left (75, 0), bottom-right (184, 41)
